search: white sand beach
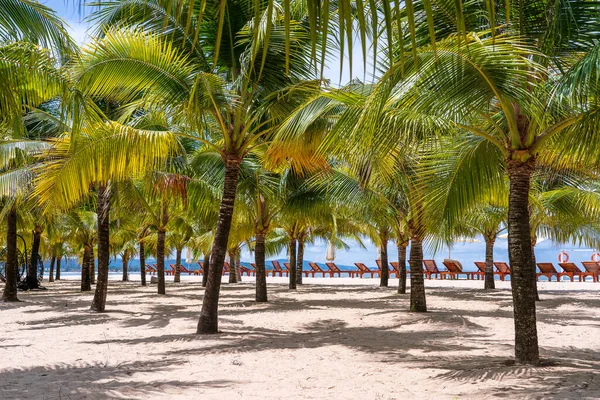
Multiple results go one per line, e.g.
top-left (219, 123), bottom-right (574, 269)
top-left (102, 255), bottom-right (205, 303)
top-left (1, 277), bottom-right (599, 399)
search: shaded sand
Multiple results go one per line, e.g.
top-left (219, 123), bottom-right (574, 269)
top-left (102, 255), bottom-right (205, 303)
top-left (1, 278), bottom-right (599, 399)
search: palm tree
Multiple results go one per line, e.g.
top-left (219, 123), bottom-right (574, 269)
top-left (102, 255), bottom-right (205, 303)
top-left (81, 0), bottom-right (319, 333)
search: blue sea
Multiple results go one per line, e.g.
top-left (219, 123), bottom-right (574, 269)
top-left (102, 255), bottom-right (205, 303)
top-left (43, 237), bottom-right (595, 274)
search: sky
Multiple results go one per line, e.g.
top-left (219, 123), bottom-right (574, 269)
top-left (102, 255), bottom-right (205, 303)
top-left (42, 1), bottom-right (592, 269)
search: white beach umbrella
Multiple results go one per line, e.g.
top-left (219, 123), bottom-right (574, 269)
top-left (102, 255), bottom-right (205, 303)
top-left (325, 241), bottom-right (336, 261)
top-left (185, 248), bottom-right (192, 264)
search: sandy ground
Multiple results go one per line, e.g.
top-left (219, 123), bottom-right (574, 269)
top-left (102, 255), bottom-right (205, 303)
top-left (1, 276), bottom-right (599, 400)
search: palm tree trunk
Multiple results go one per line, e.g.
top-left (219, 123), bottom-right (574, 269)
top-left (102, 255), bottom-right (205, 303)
top-left (228, 251), bottom-right (237, 283)
top-left (397, 241), bottom-right (407, 294)
top-left (90, 249), bottom-right (96, 285)
top-left (174, 247), bottom-right (182, 283)
top-left (506, 160), bottom-right (539, 365)
top-left (55, 256), bottom-right (61, 280)
top-left (26, 226), bottom-right (42, 289)
top-left (139, 239), bottom-right (146, 286)
top-left (484, 237), bottom-right (496, 289)
top-left (197, 156), bottom-right (241, 334)
top-left (235, 252), bottom-right (241, 281)
top-left (81, 245), bottom-right (92, 291)
top-left (156, 228), bottom-right (166, 294)
top-left (296, 239), bottom-right (304, 285)
top-left (91, 183), bottom-right (110, 312)
top-left (202, 253), bottom-right (210, 287)
top-left (122, 252), bottom-right (129, 282)
top-left (2, 208), bottom-right (19, 302)
top-left (289, 239), bottom-right (297, 289)
top-left (48, 254), bottom-right (55, 283)
top-left (255, 232), bottom-right (268, 302)
top-left (379, 235), bottom-right (389, 287)
top-left (409, 236), bottom-right (427, 312)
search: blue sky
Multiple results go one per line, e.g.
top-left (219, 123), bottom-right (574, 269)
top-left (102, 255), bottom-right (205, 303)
top-left (43, 1), bottom-right (589, 269)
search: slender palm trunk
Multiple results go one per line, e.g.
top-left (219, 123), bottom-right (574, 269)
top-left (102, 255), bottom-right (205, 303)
top-left (197, 157), bottom-right (241, 334)
top-left (228, 251), bottom-right (237, 283)
top-left (157, 228), bottom-right (166, 294)
top-left (122, 252), bottom-right (129, 282)
top-left (139, 240), bottom-right (146, 286)
top-left (48, 255), bottom-right (55, 283)
top-left (2, 208), bottom-right (19, 302)
top-left (409, 236), bottom-right (427, 312)
top-left (55, 256), bottom-right (61, 280)
top-left (507, 160), bottom-right (539, 365)
top-left (484, 237), bottom-right (496, 290)
top-left (90, 249), bottom-right (96, 285)
top-left (81, 245), bottom-right (92, 291)
top-left (202, 253), bottom-right (210, 287)
top-left (174, 247), bottom-right (182, 283)
top-left (235, 252), bottom-right (241, 281)
top-left (379, 236), bottom-right (389, 287)
top-left (289, 239), bottom-right (297, 289)
top-left (296, 239), bottom-right (304, 285)
top-left (255, 232), bottom-right (268, 302)
top-left (26, 226), bottom-right (42, 289)
top-left (397, 241), bottom-right (407, 294)
top-left (91, 184), bottom-right (110, 312)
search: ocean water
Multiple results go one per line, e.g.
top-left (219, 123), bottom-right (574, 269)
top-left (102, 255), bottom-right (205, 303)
top-left (44, 236), bottom-right (595, 274)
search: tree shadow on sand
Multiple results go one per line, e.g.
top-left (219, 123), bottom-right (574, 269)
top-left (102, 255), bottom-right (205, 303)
top-left (0, 358), bottom-right (233, 400)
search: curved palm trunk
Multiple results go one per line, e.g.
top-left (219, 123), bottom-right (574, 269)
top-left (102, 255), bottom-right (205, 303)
top-left (379, 236), bottom-right (389, 287)
top-left (197, 157), bottom-right (241, 334)
top-left (397, 241), bottom-right (407, 294)
top-left (55, 256), bottom-right (61, 280)
top-left (156, 228), bottom-right (166, 294)
top-left (2, 208), bottom-right (19, 302)
top-left (48, 254), bottom-right (55, 283)
top-left (202, 253), bottom-right (210, 287)
top-left (139, 240), bottom-right (146, 286)
top-left (255, 232), bottom-right (268, 302)
top-left (174, 247), bottom-right (182, 283)
top-left (409, 236), bottom-right (427, 312)
top-left (81, 245), bottom-right (92, 291)
top-left (296, 239), bottom-right (304, 285)
top-left (484, 237), bottom-right (496, 290)
top-left (289, 239), bottom-right (297, 289)
top-left (507, 161), bottom-right (539, 365)
top-left (122, 252), bottom-right (129, 282)
top-left (228, 251), bottom-right (237, 283)
top-left (91, 184), bottom-right (110, 312)
top-left (26, 226), bottom-right (42, 289)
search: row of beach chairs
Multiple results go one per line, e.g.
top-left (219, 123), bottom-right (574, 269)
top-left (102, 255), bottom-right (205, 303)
top-left (142, 259), bottom-right (600, 282)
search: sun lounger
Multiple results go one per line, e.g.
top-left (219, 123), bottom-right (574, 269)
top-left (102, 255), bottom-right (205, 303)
top-left (442, 259), bottom-right (478, 280)
top-left (154, 264), bottom-right (173, 276)
top-left (423, 260), bottom-right (445, 279)
top-left (536, 263), bottom-right (563, 281)
top-left (389, 262), bottom-right (403, 278)
top-left (375, 259), bottom-right (396, 278)
top-left (581, 261), bottom-right (600, 282)
top-left (325, 262), bottom-right (354, 277)
top-left (307, 262), bottom-right (328, 277)
top-left (473, 262), bottom-right (491, 280)
top-left (240, 264), bottom-right (255, 276)
top-left (145, 264), bottom-right (157, 275)
top-left (283, 262), bottom-right (292, 274)
top-left (270, 261), bottom-right (288, 277)
top-left (353, 262), bottom-right (376, 278)
top-left (559, 262), bottom-right (596, 282)
top-left (493, 262), bottom-right (511, 281)
top-left (169, 264), bottom-right (194, 275)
